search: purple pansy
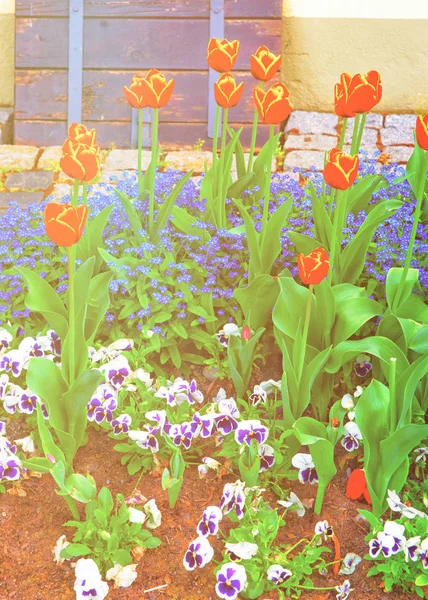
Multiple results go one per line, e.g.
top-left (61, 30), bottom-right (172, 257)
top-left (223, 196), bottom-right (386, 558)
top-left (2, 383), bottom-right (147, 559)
top-left (369, 522), bottom-right (405, 558)
top-left (0, 420), bottom-right (5, 435)
top-left (47, 330), bottom-right (62, 356)
top-left (403, 536), bottom-right (421, 562)
top-left (0, 329), bottom-right (12, 354)
top-left (419, 538), bottom-right (428, 569)
top-left (145, 409), bottom-right (167, 434)
top-left (341, 421), bottom-right (363, 452)
top-left (354, 354), bottom-right (372, 377)
top-left (87, 384), bottom-right (118, 423)
top-left (267, 564), bottom-right (292, 585)
top-left (0, 457), bottom-right (21, 481)
top-left (111, 414), bottom-right (132, 435)
top-left (183, 536), bottom-right (214, 571)
top-left (249, 385), bottom-right (267, 406)
top-left (18, 391), bottom-right (39, 415)
top-left (169, 423), bottom-right (194, 450)
top-left (220, 481), bottom-right (246, 520)
top-left (0, 350), bottom-right (24, 378)
top-left (215, 398), bottom-right (240, 435)
top-left (258, 443), bottom-right (275, 472)
top-left (101, 356), bottom-right (130, 390)
top-left (291, 453), bottom-right (318, 485)
top-left (192, 412), bottom-right (215, 439)
top-left (215, 562), bottom-right (247, 600)
top-left (216, 323), bottom-right (240, 347)
top-left (335, 579), bottom-right (353, 600)
top-left (128, 428), bottom-right (159, 453)
top-left (315, 520), bottom-right (334, 539)
top-left (18, 336), bottom-right (45, 361)
top-left (235, 420), bottom-right (268, 446)
top-left (196, 505), bottom-right (223, 537)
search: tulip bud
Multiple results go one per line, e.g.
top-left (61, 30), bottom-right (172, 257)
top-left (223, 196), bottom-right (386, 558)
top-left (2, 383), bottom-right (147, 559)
top-left (416, 113), bottom-right (428, 151)
top-left (214, 73), bottom-right (244, 109)
top-left (331, 417), bottom-right (340, 428)
top-left (44, 203), bottom-right (88, 248)
top-left (207, 38), bottom-right (240, 73)
top-left (250, 46), bottom-right (281, 82)
top-left (254, 83), bottom-right (293, 125)
top-left (60, 139), bottom-right (101, 182)
top-left (139, 69), bottom-right (174, 109)
top-left (297, 247), bottom-right (330, 285)
top-left (323, 148), bottom-right (359, 190)
top-left (241, 325), bottom-right (251, 340)
top-left (67, 122), bottom-right (97, 146)
top-left (123, 74), bottom-right (148, 109)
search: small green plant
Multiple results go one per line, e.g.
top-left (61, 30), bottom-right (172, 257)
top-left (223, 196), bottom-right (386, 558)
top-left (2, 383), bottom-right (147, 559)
top-left (193, 138), bottom-right (206, 151)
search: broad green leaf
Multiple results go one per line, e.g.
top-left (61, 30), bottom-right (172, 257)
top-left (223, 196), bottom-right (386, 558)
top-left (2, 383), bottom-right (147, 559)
top-left (97, 487), bottom-right (114, 517)
top-left (234, 274), bottom-right (280, 330)
top-left (385, 267), bottom-right (419, 311)
top-left (260, 198), bottom-right (293, 274)
top-left (114, 189), bottom-right (144, 242)
top-left (153, 170), bottom-right (194, 238)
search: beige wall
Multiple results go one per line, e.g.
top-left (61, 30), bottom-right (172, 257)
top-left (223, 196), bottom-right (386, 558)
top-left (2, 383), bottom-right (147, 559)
top-left (282, 0), bottom-right (428, 113)
top-left (0, 0), bottom-right (14, 107)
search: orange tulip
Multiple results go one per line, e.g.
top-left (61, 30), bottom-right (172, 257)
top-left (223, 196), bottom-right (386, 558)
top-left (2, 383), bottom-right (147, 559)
top-left (214, 73), bottom-right (244, 109)
top-left (334, 70), bottom-right (382, 117)
top-left (138, 69), bottom-right (174, 109)
top-left (324, 148), bottom-right (359, 190)
top-left (297, 247), bottom-right (330, 285)
top-left (416, 113), bottom-right (428, 151)
top-left (254, 83), bottom-right (293, 125)
top-left (67, 122), bottom-right (97, 146)
top-left (60, 139), bottom-right (101, 182)
top-left (123, 74), bottom-right (148, 109)
top-left (207, 38), bottom-right (240, 73)
top-left (250, 45), bottom-right (281, 82)
top-left (44, 203), bottom-right (88, 247)
top-left (346, 468), bottom-right (372, 504)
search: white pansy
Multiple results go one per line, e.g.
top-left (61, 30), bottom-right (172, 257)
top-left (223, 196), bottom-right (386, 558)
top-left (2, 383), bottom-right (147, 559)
top-left (128, 507), bottom-right (147, 524)
top-left (52, 534), bottom-right (69, 564)
top-left (225, 541), bottom-right (258, 560)
top-left (14, 435), bottom-right (35, 453)
top-left (144, 498), bottom-right (162, 529)
top-left (74, 558), bottom-right (109, 600)
top-left (106, 563), bottom-right (138, 588)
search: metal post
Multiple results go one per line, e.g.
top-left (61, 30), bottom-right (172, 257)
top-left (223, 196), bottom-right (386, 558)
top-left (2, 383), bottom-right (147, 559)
top-left (68, 0), bottom-right (84, 126)
top-left (208, 0), bottom-right (224, 138)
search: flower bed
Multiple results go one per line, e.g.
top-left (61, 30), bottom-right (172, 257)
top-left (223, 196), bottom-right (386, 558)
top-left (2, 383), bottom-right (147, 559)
top-left (1, 37), bottom-right (428, 600)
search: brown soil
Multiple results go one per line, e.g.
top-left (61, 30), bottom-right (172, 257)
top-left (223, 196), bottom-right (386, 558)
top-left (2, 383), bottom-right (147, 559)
top-left (0, 421), bottom-right (418, 600)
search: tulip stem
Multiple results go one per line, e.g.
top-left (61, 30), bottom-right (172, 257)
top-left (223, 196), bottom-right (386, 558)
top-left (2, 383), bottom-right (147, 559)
top-left (328, 188), bottom-right (336, 216)
top-left (66, 246), bottom-right (76, 384)
top-left (72, 179), bottom-right (79, 208)
top-left (217, 107), bottom-right (229, 228)
top-left (355, 112), bottom-right (367, 152)
top-left (212, 105), bottom-right (221, 164)
top-left (296, 283), bottom-right (314, 384)
top-left (138, 107), bottom-right (143, 198)
top-left (260, 124), bottom-right (274, 247)
top-left (338, 117), bottom-right (348, 150)
top-left (82, 181), bottom-right (87, 206)
top-left (248, 81), bottom-right (264, 172)
top-left (149, 107), bottom-right (159, 234)
top-left (350, 114), bottom-right (361, 155)
top-left (328, 189), bottom-right (342, 283)
top-left (389, 357), bottom-right (397, 432)
top-left (393, 151), bottom-right (428, 310)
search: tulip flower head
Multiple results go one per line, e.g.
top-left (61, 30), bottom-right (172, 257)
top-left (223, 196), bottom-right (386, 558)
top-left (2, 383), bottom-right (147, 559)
top-left (207, 38), bottom-right (240, 73)
top-left (214, 73), bottom-right (244, 109)
top-left (324, 147), bottom-right (359, 190)
top-left (241, 325), bottom-right (251, 340)
top-left (60, 139), bottom-right (101, 182)
top-left (67, 122), bottom-right (97, 146)
top-left (250, 45), bottom-right (281, 82)
top-left (346, 468), bottom-right (371, 504)
top-left (334, 70), bottom-right (382, 117)
top-left (416, 112), bottom-right (428, 151)
top-left (44, 203), bottom-right (88, 248)
top-left (254, 82), bottom-right (293, 124)
top-left (138, 69), bottom-right (174, 109)
top-left (123, 74), bottom-right (149, 109)
top-left (297, 247), bottom-right (330, 285)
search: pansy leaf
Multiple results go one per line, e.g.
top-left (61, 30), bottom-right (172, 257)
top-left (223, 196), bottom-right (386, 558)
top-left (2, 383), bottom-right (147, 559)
top-left (97, 487), bottom-right (114, 517)
top-left (61, 543), bottom-right (92, 559)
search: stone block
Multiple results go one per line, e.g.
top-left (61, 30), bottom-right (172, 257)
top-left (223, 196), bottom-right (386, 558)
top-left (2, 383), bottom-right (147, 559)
top-left (164, 151), bottom-right (213, 174)
top-left (382, 146), bottom-right (413, 164)
top-left (45, 184), bottom-right (71, 204)
top-left (381, 126), bottom-right (414, 146)
top-left (0, 191), bottom-right (44, 208)
top-left (0, 145), bottom-right (39, 170)
top-left (5, 170), bottom-right (54, 191)
top-left (284, 150), bottom-right (325, 171)
top-left (344, 127), bottom-right (378, 147)
top-left (0, 108), bottom-right (13, 145)
top-left (37, 146), bottom-right (62, 170)
top-left (103, 149), bottom-right (152, 171)
top-left (286, 111), bottom-right (338, 136)
top-left (284, 133), bottom-right (337, 152)
top-left (384, 114), bottom-right (417, 129)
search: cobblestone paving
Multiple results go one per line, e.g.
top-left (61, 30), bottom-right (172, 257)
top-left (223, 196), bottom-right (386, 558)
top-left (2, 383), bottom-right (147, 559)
top-left (0, 112), bottom-right (419, 210)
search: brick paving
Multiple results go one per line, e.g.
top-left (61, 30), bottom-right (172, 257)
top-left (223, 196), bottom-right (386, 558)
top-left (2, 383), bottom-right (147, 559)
top-left (0, 112), bottom-right (419, 211)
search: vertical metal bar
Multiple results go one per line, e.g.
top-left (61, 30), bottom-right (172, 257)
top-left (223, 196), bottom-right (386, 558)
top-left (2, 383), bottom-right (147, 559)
top-left (68, 0), bottom-right (84, 126)
top-left (131, 107), bottom-right (153, 148)
top-left (208, 0), bottom-right (224, 138)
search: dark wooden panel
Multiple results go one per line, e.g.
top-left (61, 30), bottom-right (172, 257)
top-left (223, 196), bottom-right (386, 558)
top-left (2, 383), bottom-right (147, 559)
top-left (16, 69), bottom-right (279, 123)
top-left (16, 18), bottom-right (69, 68)
top-left (16, 19), bottom-right (281, 70)
top-left (16, 0), bottom-right (209, 18)
top-left (16, 0), bottom-right (280, 18)
top-left (225, 0), bottom-right (282, 18)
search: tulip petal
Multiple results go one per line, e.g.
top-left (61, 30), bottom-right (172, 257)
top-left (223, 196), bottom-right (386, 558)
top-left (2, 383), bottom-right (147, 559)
top-left (45, 218), bottom-right (78, 247)
top-left (60, 153), bottom-right (86, 181)
top-left (157, 78), bottom-right (175, 108)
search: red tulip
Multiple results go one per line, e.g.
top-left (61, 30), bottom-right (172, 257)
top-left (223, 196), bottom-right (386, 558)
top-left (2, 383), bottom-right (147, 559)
top-left (241, 325), bottom-right (251, 340)
top-left (207, 38), bottom-right (240, 73)
top-left (214, 73), bottom-right (244, 109)
top-left (324, 148), bottom-right (359, 191)
top-left (250, 46), bottom-right (281, 82)
top-left (346, 468), bottom-right (371, 504)
top-left (334, 70), bottom-right (382, 117)
top-left (123, 74), bottom-right (148, 109)
top-left (297, 247), bottom-right (330, 285)
top-left (44, 203), bottom-right (88, 248)
top-left (254, 83), bottom-right (293, 124)
top-left (416, 113), bottom-right (428, 151)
